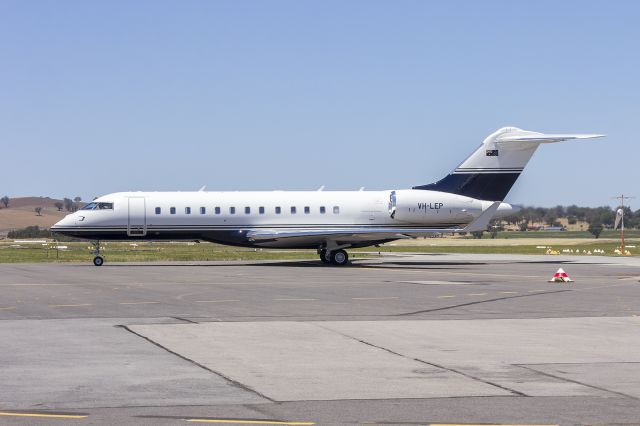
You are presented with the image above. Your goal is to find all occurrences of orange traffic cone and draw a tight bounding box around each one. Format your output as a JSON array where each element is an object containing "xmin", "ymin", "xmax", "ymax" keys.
[{"xmin": 549, "ymin": 268, "xmax": 574, "ymax": 283}]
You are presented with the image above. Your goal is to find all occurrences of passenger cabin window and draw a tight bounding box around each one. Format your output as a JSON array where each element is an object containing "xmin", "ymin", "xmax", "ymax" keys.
[
  {"xmin": 155, "ymin": 207, "xmax": 161, "ymax": 215},
  {"xmin": 304, "ymin": 206, "xmax": 310, "ymax": 214},
  {"xmin": 290, "ymin": 206, "xmax": 297, "ymax": 214},
  {"xmin": 259, "ymin": 206, "xmax": 265, "ymax": 214},
  {"xmin": 200, "ymin": 207, "xmax": 206, "ymax": 214},
  {"xmin": 333, "ymin": 206, "xmax": 340, "ymax": 214},
  {"xmin": 245, "ymin": 207, "xmax": 251, "ymax": 214},
  {"xmin": 229, "ymin": 207, "xmax": 236, "ymax": 214},
  {"xmin": 320, "ymin": 206, "xmax": 326, "ymax": 214},
  {"xmin": 170, "ymin": 207, "xmax": 176, "ymax": 214},
  {"xmin": 275, "ymin": 206, "xmax": 281, "ymax": 214},
  {"xmin": 185, "ymin": 207, "xmax": 191, "ymax": 214},
  {"xmin": 215, "ymin": 207, "xmax": 221, "ymax": 215}
]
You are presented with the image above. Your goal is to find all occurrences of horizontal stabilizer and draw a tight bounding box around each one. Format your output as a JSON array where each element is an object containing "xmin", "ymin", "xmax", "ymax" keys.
[
  {"xmin": 462, "ymin": 201, "xmax": 500, "ymax": 233},
  {"xmin": 497, "ymin": 133, "xmax": 605, "ymax": 144}
]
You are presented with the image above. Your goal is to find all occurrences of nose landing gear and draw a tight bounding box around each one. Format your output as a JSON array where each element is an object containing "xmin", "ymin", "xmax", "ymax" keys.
[{"xmin": 91, "ymin": 241, "xmax": 104, "ymax": 266}]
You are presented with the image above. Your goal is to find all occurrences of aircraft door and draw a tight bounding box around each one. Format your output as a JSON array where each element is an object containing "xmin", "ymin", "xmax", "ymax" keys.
[
  {"xmin": 127, "ymin": 197, "xmax": 147, "ymax": 236},
  {"xmin": 388, "ymin": 191, "xmax": 397, "ymax": 219}
]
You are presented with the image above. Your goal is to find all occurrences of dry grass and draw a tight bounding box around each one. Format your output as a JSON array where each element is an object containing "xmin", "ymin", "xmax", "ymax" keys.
[{"xmin": 0, "ymin": 206, "xmax": 66, "ymax": 233}]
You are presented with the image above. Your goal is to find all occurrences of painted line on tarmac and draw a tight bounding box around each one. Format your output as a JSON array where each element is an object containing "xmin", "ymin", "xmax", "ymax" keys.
[
  {"xmin": 437, "ymin": 295, "xmax": 456, "ymax": 299},
  {"xmin": 0, "ymin": 306, "xmax": 16, "ymax": 310},
  {"xmin": 0, "ymin": 283, "xmax": 72, "ymax": 286},
  {"xmin": 0, "ymin": 411, "xmax": 87, "ymax": 419},
  {"xmin": 467, "ymin": 293, "xmax": 487, "ymax": 296},
  {"xmin": 195, "ymin": 299, "xmax": 240, "ymax": 303},
  {"xmin": 186, "ymin": 419, "xmax": 314, "ymax": 425},
  {"xmin": 119, "ymin": 301, "xmax": 161, "ymax": 305},
  {"xmin": 431, "ymin": 424, "xmax": 557, "ymax": 426},
  {"xmin": 357, "ymin": 268, "xmax": 540, "ymax": 279},
  {"xmin": 499, "ymin": 291, "xmax": 519, "ymax": 294},
  {"xmin": 48, "ymin": 303, "xmax": 93, "ymax": 308},
  {"xmin": 273, "ymin": 298, "xmax": 318, "ymax": 301},
  {"xmin": 352, "ymin": 297, "xmax": 399, "ymax": 300}
]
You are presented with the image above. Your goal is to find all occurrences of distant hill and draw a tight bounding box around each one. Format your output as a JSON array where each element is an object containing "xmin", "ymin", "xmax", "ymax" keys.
[{"xmin": 0, "ymin": 197, "xmax": 73, "ymax": 235}]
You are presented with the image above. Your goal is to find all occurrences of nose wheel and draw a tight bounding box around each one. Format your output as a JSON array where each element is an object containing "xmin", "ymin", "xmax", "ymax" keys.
[{"xmin": 91, "ymin": 241, "xmax": 104, "ymax": 266}]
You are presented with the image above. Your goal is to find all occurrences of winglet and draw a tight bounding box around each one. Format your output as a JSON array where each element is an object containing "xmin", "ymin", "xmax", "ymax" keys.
[{"xmin": 462, "ymin": 201, "xmax": 501, "ymax": 233}]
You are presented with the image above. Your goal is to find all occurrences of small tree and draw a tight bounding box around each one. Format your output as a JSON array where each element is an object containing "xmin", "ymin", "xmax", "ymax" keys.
[
  {"xmin": 64, "ymin": 198, "xmax": 73, "ymax": 212},
  {"xmin": 471, "ymin": 231, "xmax": 484, "ymax": 239},
  {"xmin": 518, "ymin": 219, "xmax": 529, "ymax": 232},
  {"xmin": 74, "ymin": 196, "xmax": 82, "ymax": 211},
  {"xmin": 35, "ymin": 207, "xmax": 43, "ymax": 216},
  {"xmin": 54, "ymin": 201, "xmax": 64, "ymax": 211},
  {"xmin": 588, "ymin": 222, "xmax": 603, "ymax": 239},
  {"xmin": 1, "ymin": 196, "xmax": 9, "ymax": 208}
]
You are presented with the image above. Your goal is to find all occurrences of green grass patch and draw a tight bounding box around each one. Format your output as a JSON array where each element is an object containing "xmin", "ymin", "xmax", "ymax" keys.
[
  {"xmin": 0, "ymin": 241, "xmax": 318, "ymax": 263},
  {"xmin": 0, "ymin": 238, "xmax": 636, "ymax": 264},
  {"xmin": 486, "ymin": 230, "xmax": 640, "ymax": 239},
  {"xmin": 366, "ymin": 240, "xmax": 636, "ymax": 256}
]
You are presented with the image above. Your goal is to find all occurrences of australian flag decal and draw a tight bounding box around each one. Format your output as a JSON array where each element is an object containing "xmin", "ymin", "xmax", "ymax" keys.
[{"xmin": 486, "ymin": 149, "xmax": 499, "ymax": 156}]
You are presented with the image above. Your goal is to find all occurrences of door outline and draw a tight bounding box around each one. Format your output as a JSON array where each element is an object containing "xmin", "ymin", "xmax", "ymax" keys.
[{"xmin": 127, "ymin": 197, "xmax": 147, "ymax": 237}]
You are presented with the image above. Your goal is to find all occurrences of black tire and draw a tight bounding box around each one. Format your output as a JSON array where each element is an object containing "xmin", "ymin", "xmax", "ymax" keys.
[
  {"xmin": 330, "ymin": 249, "xmax": 349, "ymax": 266},
  {"xmin": 93, "ymin": 256, "xmax": 104, "ymax": 266},
  {"xmin": 319, "ymin": 249, "xmax": 331, "ymax": 264}
]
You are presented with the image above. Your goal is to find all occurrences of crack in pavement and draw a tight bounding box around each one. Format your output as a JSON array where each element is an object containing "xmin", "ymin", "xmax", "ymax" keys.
[
  {"xmin": 117, "ymin": 325, "xmax": 276, "ymax": 403},
  {"xmin": 313, "ymin": 323, "xmax": 527, "ymax": 397},
  {"xmin": 396, "ymin": 289, "xmax": 571, "ymax": 316},
  {"xmin": 515, "ymin": 364, "xmax": 640, "ymax": 400}
]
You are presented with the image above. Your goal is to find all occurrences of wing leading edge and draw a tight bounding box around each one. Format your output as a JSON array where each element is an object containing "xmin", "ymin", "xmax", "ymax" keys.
[{"xmin": 247, "ymin": 201, "xmax": 500, "ymax": 243}]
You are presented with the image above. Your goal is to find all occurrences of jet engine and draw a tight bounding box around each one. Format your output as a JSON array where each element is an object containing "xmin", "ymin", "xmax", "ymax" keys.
[{"xmin": 388, "ymin": 190, "xmax": 480, "ymax": 224}]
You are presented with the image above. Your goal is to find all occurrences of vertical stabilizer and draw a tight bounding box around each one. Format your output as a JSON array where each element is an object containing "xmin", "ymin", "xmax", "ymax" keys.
[{"xmin": 413, "ymin": 127, "xmax": 603, "ymax": 201}]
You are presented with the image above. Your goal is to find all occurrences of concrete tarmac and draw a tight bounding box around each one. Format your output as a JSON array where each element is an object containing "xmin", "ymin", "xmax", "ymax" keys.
[{"xmin": 1, "ymin": 253, "xmax": 640, "ymax": 425}]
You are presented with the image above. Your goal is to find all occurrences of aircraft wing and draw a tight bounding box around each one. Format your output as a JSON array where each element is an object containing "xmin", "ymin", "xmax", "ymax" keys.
[{"xmin": 247, "ymin": 202, "xmax": 500, "ymax": 243}]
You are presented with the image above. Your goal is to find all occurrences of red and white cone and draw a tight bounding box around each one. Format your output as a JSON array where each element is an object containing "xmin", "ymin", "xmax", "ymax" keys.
[{"xmin": 549, "ymin": 268, "xmax": 574, "ymax": 283}]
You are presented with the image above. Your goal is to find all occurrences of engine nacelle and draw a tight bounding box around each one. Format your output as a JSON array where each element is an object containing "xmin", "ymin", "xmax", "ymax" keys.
[{"xmin": 388, "ymin": 190, "xmax": 481, "ymax": 224}]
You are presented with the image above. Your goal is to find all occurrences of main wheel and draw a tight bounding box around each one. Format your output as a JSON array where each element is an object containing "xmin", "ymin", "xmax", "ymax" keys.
[
  {"xmin": 330, "ymin": 249, "xmax": 349, "ymax": 266},
  {"xmin": 93, "ymin": 256, "xmax": 104, "ymax": 266},
  {"xmin": 319, "ymin": 249, "xmax": 331, "ymax": 264}
]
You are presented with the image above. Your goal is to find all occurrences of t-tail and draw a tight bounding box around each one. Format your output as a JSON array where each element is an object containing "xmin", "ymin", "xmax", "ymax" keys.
[{"xmin": 413, "ymin": 126, "xmax": 604, "ymax": 201}]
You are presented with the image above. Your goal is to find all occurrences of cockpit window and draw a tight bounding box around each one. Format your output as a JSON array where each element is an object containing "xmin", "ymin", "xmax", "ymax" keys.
[{"xmin": 81, "ymin": 202, "xmax": 113, "ymax": 210}]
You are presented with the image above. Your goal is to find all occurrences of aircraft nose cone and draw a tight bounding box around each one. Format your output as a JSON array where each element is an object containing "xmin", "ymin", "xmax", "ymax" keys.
[{"xmin": 51, "ymin": 214, "xmax": 75, "ymax": 229}]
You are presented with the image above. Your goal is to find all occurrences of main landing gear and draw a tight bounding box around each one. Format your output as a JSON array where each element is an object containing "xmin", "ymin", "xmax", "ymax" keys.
[
  {"xmin": 91, "ymin": 241, "xmax": 104, "ymax": 266},
  {"xmin": 318, "ymin": 248, "xmax": 349, "ymax": 266}
]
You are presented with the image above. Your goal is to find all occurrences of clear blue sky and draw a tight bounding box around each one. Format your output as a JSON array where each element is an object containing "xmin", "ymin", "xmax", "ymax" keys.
[{"xmin": 1, "ymin": 0, "xmax": 638, "ymax": 207}]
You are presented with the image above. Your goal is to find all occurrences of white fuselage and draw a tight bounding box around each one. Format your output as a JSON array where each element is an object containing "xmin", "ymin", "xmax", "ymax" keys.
[
  {"xmin": 50, "ymin": 126, "xmax": 601, "ymax": 265},
  {"xmin": 52, "ymin": 189, "xmax": 512, "ymax": 249}
]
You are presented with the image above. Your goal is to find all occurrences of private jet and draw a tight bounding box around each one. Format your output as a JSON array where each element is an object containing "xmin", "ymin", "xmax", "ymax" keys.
[{"xmin": 51, "ymin": 127, "xmax": 603, "ymax": 266}]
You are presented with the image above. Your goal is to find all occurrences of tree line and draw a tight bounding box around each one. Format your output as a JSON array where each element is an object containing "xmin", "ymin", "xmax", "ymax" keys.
[
  {"xmin": 500, "ymin": 205, "xmax": 638, "ymax": 229},
  {"xmin": 0, "ymin": 196, "xmax": 84, "ymax": 212}
]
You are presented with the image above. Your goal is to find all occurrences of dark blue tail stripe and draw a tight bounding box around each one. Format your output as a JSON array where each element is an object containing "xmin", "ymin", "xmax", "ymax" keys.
[{"xmin": 412, "ymin": 172, "xmax": 521, "ymax": 201}]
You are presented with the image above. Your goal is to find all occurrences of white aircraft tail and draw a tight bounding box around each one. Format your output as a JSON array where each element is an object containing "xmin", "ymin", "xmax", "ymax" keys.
[{"xmin": 413, "ymin": 127, "xmax": 604, "ymax": 200}]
